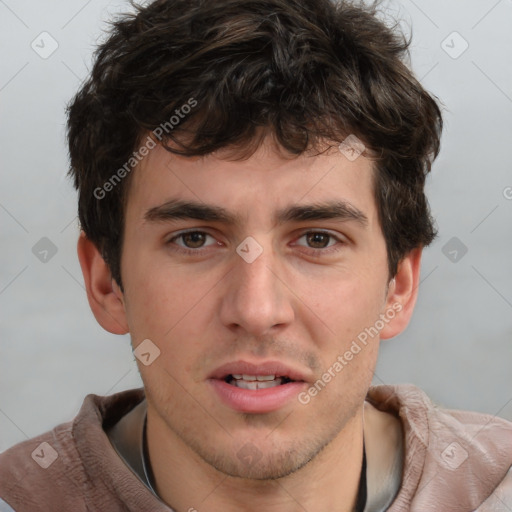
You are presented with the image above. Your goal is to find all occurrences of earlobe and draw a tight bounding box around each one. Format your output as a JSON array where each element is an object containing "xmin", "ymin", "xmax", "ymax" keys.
[
  {"xmin": 77, "ymin": 231, "xmax": 129, "ymax": 335},
  {"xmin": 380, "ymin": 248, "xmax": 423, "ymax": 340}
]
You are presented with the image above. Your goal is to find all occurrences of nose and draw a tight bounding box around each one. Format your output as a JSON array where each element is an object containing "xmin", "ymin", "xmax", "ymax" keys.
[{"xmin": 219, "ymin": 241, "xmax": 295, "ymax": 336}]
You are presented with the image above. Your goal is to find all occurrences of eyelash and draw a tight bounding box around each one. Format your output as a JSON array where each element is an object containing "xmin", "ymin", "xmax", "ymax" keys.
[{"xmin": 165, "ymin": 230, "xmax": 346, "ymax": 257}]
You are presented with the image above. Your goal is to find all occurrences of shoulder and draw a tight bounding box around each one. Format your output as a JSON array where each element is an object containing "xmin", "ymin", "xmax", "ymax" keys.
[
  {"xmin": 0, "ymin": 388, "xmax": 146, "ymax": 512},
  {"xmin": 0, "ymin": 420, "xmax": 85, "ymax": 512},
  {"xmin": 367, "ymin": 383, "xmax": 512, "ymax": 447},
  {"xmin": 368, "ymin": 384, "xmax": 512, "ymax": 511},
  {"xmin": 475, "ymin": 466, "xmax": 512, "ymax": 511}
]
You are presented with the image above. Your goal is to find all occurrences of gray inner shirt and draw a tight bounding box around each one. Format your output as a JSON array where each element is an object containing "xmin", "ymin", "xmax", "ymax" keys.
[{"xmin": 105, "ymin": 399, "xmax": 403, "ymax": 512}]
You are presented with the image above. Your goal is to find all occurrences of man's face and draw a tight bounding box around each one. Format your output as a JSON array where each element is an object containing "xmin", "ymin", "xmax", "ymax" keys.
[{"xmin": 118, "ymin": 137, "xmax": 395, "ymax": 479}]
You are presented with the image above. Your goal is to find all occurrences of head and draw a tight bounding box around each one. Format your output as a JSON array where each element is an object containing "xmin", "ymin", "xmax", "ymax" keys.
[{"xmin": 69, "ymin": 0, "xmax": 442, "ymax": 480}]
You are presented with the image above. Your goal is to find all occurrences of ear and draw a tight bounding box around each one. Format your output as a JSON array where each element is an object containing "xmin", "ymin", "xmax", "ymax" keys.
[
  {"xmin": 379, "ymin": 247, "xmax": 422, "ymax": 340},
  {"xmin": 77, "ymin": 231, "xmax": 129, "ymax": 335}
]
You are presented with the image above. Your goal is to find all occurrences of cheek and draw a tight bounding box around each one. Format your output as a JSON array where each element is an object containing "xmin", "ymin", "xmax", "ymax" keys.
[
  {"xmin": 297, "ymin": 269, "xmax": 385, "ymax": 397},
  {"xmin": 122, "ymin": 248, "xmax": 211, "ymax": 337},
  {"xmin": 306, "ymin": 271, "xmax": 386, "ymax": 340},
  {"xmin": 123, "ymin": 262, "xmax": 218, "ymax": 383}
]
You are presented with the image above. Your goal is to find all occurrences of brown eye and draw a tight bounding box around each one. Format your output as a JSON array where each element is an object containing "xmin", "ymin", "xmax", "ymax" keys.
[
  {"xmin": 306, "ymin": 232, "xmax": 331, "ymax": 249},
  {"xmin": 180, "ymin": 232, "xmax": 207, "ymax": 248},
  {"xmin": 293, "ymin": 230, "xmax": 345, "ymax": 256},
  {"xmin": 166, "ymin": 230, "xmax": 222, "ymax": 256}
]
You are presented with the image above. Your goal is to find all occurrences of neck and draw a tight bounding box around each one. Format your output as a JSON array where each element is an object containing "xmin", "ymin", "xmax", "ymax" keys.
[{"xmin": 146, "ymin": 407, "xmax": 365, "ymax": 512}]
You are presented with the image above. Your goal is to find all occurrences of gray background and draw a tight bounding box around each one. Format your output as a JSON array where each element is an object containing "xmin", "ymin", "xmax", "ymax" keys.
[{"xmin": 1, "ymin": 0, "xmax": 511, "ymax": 452}]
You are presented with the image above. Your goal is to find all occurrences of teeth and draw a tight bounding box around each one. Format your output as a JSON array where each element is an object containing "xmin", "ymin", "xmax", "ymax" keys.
[
  {"xmin": 233, "ymin": 378, "xmax": 283, "ymax": 390},
  {"xmin": 255, "ymin": 380, "xmax": 281, "ymax": 389},
  {"xmin": 256, "ymin": 375, "xmax": 276, "ymax": 381},
  {"xmin": 231, "ymin": 374, "xmax": 277, "ymax": 381}
]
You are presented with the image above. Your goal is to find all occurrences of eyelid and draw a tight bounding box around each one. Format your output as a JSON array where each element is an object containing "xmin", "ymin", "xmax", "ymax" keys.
[
  {"xmin": 166, "ymin": 229, "xmax": 219, "ymax": 247},
  {"xmin": 293, "ymin": 229, "xmax": 347, "ymax": 245},
  {"xmin": 294, "ymin": 228, "xmax": 349, "ymax": 250}
]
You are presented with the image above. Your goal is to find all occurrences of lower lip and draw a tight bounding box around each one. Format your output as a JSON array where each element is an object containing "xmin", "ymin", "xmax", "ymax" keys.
[{"xmin": 209, "ymin": 379, "xmax": 307, "ymax": 413}]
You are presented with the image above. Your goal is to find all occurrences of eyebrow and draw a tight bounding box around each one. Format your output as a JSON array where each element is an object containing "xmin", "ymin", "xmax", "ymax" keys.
[{"xmin": 143, "ymin": 198, "xmax": 368, "ymax": 228}]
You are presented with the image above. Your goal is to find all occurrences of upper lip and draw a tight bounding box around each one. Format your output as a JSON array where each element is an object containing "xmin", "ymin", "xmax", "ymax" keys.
[{"xmin": 208, "ymin": 360, "xmax": 309, "ymax": 382}]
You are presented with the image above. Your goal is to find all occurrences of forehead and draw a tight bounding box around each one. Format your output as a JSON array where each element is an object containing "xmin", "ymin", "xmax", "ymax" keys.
[{"xmin": 125, "ymin": 137, "xmax": 378, "ymax": 226}]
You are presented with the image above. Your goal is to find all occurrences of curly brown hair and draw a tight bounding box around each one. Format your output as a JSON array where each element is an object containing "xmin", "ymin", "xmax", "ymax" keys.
[{"xmin": 67, "ymin": 0, "xmax": 443, "ymax": 290}]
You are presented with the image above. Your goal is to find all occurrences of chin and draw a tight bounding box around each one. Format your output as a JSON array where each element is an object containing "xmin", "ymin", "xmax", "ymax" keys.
[
  {"xmin": 188, "ymin": 429, "xmax": 336, "ymax": 481},
  {"xmin": 205, "ymin": 447, "xmax": 317, "ymax": 481}
]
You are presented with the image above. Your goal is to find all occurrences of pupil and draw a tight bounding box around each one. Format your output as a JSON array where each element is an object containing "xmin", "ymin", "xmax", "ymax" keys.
[
  {"xmin": 184, "ymin": 232, "xmax": 205, "ymax": 248},
  {"xmin": 308, "ymin": 233, "xmax": 329, "ymax": 248}
]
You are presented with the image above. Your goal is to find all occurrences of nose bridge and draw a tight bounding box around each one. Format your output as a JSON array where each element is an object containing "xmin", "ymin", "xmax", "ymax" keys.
[
  {"xmin": 219, "ymin": 238, "xmax": 294, "ymax": 335},
  {"xmin": 237, "ymin": 245, "xmax": 275, "ymax": 297}
]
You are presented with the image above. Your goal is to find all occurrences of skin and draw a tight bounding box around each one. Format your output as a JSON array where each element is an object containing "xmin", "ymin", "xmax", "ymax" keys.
[{"xmin": 78, "ymin": 135, "xmax": 421, "ymax": 512}]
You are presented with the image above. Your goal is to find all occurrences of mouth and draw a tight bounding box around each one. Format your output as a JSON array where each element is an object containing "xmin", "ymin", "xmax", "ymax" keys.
[{"xmin": 208, "ymin": 360, "xmax": 308, "ymax": 413}]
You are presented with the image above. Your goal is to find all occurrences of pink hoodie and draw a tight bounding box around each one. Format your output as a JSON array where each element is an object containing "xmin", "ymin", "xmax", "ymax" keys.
[{"xmin": 0, "ymin": 385, "xmax": 511, "ymax": 511}]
